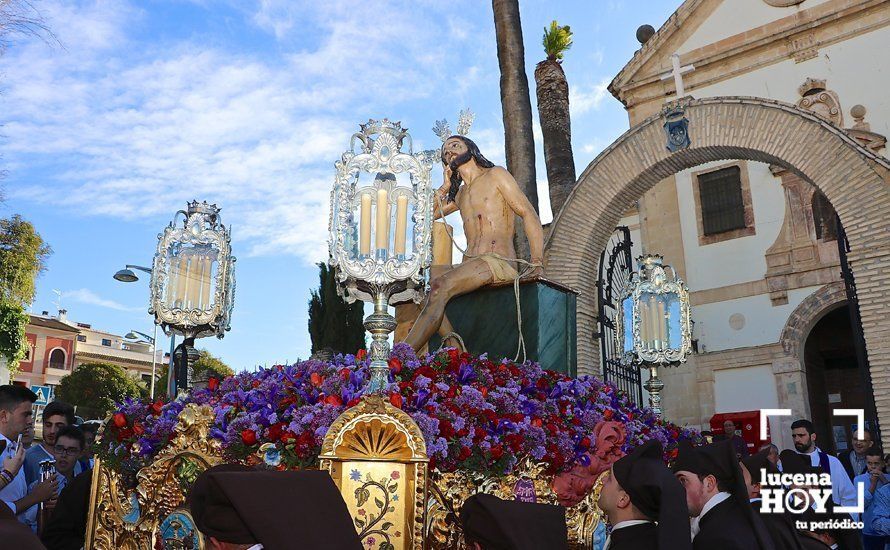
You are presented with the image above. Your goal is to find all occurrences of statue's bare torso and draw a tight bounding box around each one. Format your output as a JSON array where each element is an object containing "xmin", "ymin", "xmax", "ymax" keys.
[{"xmin": 455, "ymin": 166, "xmax": 517, "ymax": 261}]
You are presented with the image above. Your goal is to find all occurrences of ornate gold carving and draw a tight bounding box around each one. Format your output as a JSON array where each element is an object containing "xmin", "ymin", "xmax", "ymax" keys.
[
  {"xmin": 320, "ymin": 395, "xmax": 428, "ymax": 550},
  {"xmin": 425, "ymin": 463, "xmax": 606, "ymax": 549},
  {"xmin": 86, "ymin": 404, "xmax": 224, "ymax": 550}
]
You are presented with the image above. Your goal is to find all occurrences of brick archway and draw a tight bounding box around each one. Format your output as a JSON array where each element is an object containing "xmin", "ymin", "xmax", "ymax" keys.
[
  {"xmin": 545, "ymin": 96, "xmax": 890, "ymax": 440},
  {"xmin": 779, "ymin": 281, "xmax": 848, "ymax": 360}
]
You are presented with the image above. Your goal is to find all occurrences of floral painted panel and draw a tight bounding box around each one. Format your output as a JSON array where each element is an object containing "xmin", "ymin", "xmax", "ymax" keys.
[{"xmin": 343, "ymin": 461, "xmax": 407, "ymax": 550}]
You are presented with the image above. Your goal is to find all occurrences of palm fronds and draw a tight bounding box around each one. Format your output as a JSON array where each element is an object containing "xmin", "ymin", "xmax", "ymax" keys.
[{"xmin": 542, "ymin": 20, "xmax": 572, "ymax": 62}]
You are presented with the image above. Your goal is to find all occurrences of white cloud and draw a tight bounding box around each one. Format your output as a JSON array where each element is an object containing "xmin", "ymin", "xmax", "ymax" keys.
[
  {"xmin": 0, "ymin": 0, "xmax": 486, "ymax": 264},
  {"xmin": 62, "ymin": 289, "xmax": 142, "ymax": 312},
  {"xmin": 570, "ymin": 77, "xmax": 611, "ymax": 117}
]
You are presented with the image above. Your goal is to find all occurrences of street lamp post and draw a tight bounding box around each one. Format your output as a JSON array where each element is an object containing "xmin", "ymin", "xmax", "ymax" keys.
[
  {"xmin": 616, "ymin": 254, "xmax": 693, "ymax": 418},
  {"xmin": 114, "ymin": 265, "xmax": 170, "ymax": 401},
  {"xmin": 328, "ymin": 120, "xmax": 434, "ymax": 392},
  {"xmin": 125, "ymin": 329, "xmax": 159, "ymax": 400},
  {"xmin": 149, "ymin": 201, "xmax": 235, "ymax": 397}
]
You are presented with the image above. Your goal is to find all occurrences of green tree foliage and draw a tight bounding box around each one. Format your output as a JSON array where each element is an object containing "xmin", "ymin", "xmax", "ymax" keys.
[
  {"xmin": 56, "ymin": 362, "xmax": 142, "ymax": 420},
  {"xmin": 308, "ymin": 262, "xmax": 365, "ymax": 355},
  {"xmin": 0, "ymin": 215, "xmax": 52, "ymax": 304},
  {"xmin": 150, "ymin": 348, "xmax": 234, "ymax": 397},
  {"xmin": 0, "ymin": 299, "xmax": 28, "ymax": 375},
  {"xmin": 542, "ymin": 20, "xmax": 573, "ymax": 61}
]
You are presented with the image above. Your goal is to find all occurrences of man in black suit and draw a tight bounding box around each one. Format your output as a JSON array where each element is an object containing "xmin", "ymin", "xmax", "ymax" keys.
[
  {"xmin": 740, "ymin": 448, "xmax": 808, "ymax": 549},
  {"xmin": 672, "ymin": 439, "xmax": 775, "ymax": 550},
  {"xmin": 598, "ymin": 440, "xmax": 692, "ymax": 550},
  {"xmin": 840, "ymin": 429, "xmax": 873, "ymax": 481}
]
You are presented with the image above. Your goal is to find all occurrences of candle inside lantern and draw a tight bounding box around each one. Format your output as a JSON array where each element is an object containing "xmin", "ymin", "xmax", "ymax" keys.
[
  {"xmin": 639, "ymin": 299, "xmax": 651, "ymax": 349},
  {"xmin": 432, "ymin": 221, "xmax": 453, "ymax": 266},
  {"xmin": 200, "ymin": 258, "xmax": 212, "ymax": 309},
  {"xmin": 656, "ymin": 300, "xmax": 667, "ymax": 350},
  {"xmin": 173, "ymin": 255, "xmax": 188, "ymax": 309},
  {"xmin": 649, "ymin": 295, "xmax": 660, "ymax": 349},
  {"xmin": 375, "ymin": 188, "xmax": 390, "ymax": 251},
  {"xmin": 394, "ymin": 195, "xmax": 409, "ymax": 256},
  {"xmin": 360, "ymin": 193, "xmax": 372, "ymax": 256}
]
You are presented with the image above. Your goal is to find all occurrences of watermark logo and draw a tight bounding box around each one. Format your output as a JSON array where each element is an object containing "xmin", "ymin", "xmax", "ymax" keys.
[{"xmin": 758, "ymin": 408, "xmax": 866, "ymax": 531}]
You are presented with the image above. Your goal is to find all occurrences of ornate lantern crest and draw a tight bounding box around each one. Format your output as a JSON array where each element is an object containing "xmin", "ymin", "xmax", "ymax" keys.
[
  {"xmin": 328, "ymin": 119, "xmax": 434, "ymax": 391},
  {"xmin": 149, "ymin": 201, "xmax": 236, "ymax": 392},
  {"xmin": 616, "ymin": 254, "xmax": 692, "ymax": 416}
]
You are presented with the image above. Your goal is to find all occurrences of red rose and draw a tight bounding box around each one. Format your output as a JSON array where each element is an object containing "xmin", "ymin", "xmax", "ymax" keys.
[
  {"xmin": 241, "ymin": 429, "xmax": 257, "ymax": 446},
  {"xmin": 580, "ymin": 436, "xmax": 591, "ymax": 449},
  {"xmin": 447, "ymin": 348, "xmax": 460, "ymax": 365},
  {"xmin": 603, "ymin": 409, "xmax": 614, "ymax": 421},
  {"xmin": 207, "ymin": 377, "xmax": 219, "ymax": 391},
  {"xmin": 627, "ymin": 413, "xmax": 634, "ymax": 421},
  {"xmin": 117, "ymin": 427, "xmax": 134, "ymax": 441},
  {"xmin": 267, "ymin": 423, "xmax": 284, "ymax": 442},
  {"xmin": 310, "ymin": 373, "xmax": 324, "ymax": 387},
  {"xmin": 356, "ymin": 349, "xmax": 367, "ymax": 361},
  {"xmin": 531, "ymin": 418, "xmax": 543, "ymax": 428},
  {"xmin": 389, "ymin": 393, "xmax": 403, "ymax": 409},
  {"xmin": 490, "ymin": 444, "xmax": 504, "ymax": 460},
  {"xmin": 388, "ymin": 358, "xmax": 402, "ymax": 374},
  {"xmin": 150, "ymin": 401, "xmax": 164, "ymax": 416},
  {"xmin": 133, "ymin": 422, "xmax": 145, "ymax": 436},
  {"xmin": 251, "ymin": 380, "xmax": 260, "ymax": 388},
  {"xmin": 339, "ymin": 369, "xmax": 351, "ymax": 381},
  {"xmin": 324, "ymin": 394, "xmax": 343, "ymax": 407},
  {"xmin": 480, "ymin": 387, "xmax": 488, "ymax": 398},
  {"xmin": 347, "ymin": 397, "xmax": 361, "ymax": 407},
  {"xmin": 112, "ymin": 413, "xmax": 127, "ymax": 428},
  {"xmin": 439, "ymin": 419, "xmax": 455, "ymax": 439},
  {"xmin": 458, "ymin": 446, "xmax": 472, "ymax": 461},
  {"xmin": 280, "ymin": 431, "xmax": 296, "ymax": 445}
]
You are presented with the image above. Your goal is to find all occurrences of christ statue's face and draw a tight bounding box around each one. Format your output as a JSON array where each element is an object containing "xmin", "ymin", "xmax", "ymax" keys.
[{"xmin": 442, "ymin": 137, "xmax": 469, "ymax": 165}]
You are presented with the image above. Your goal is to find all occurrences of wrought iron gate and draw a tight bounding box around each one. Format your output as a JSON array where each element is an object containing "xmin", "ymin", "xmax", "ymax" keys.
[
  {"xmin": 836, "ymin": 216, "xmax": 880, "ymax": 442},
  {"xmin": 595, "ymin": 227, "xmax": 643, "ymax": 405}
]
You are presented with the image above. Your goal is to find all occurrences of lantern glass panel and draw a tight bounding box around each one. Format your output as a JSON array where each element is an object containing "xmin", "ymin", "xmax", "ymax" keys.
[
  {"xmin": 666, "ymin": 297, "xmax": 682, "ymax": 349},
  {"xmin": 621, "ymin": 296, "xmax": 634, "ymax": 353},
  {"xmin": 164, "ymin": 243, "xmax": 219, "ymax": 311},
  {"xmin": 351, "ymin": 171, "xmax": 417, "ymax": 263}
]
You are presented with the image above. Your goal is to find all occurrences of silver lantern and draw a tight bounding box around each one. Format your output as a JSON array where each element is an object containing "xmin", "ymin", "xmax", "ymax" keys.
[
  {"xmin": 149, "ymin": 201, "xmax": 236, "ymax": 394},
  {"xmin": 329, "ymin": 119, "xmax": 434, "ymax": 392},
  {"xmin": 616, "ymin": 254, "xmax": 692, "ymax": 417}
]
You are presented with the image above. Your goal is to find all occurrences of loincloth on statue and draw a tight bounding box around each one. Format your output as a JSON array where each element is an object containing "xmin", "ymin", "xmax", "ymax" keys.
[{"xmin": 477, "ymin": 254, "xmax": 519, "ymax": 283}]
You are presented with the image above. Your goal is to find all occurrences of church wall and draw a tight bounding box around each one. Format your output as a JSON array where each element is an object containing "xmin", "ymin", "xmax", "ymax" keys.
[{"xmin": 679, "ymin": 0, "xmax": 833, "ymax": 55}]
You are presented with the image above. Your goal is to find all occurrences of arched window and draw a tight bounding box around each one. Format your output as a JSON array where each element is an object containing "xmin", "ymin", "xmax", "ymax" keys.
[
  {"xmin": 812, "ymin": 191, "xmax": 838, "ymax": 241},
  {"xmin": 49, "ymin": 348, "xmax": 66, "ymax": 369}
]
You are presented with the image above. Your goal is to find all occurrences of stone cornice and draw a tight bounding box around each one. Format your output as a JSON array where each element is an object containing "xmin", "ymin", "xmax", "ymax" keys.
[{"xmin": 611, "ymin": 0, "xmax": 890, "ymax": 111}]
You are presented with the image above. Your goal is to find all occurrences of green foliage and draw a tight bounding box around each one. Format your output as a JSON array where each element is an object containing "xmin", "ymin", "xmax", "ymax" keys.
[
  {"xmin": 0, "ymin": 299, "xmax": 28, "ymax": 376},
  {"xmin": 542, "ymin": 20, "xmax": 573, "ymax": 61},
  {"xmin": 56, "ymin": 362, "xmax": 142, "ymax": 420},
  {"xmin": 149, "ymin": 348, "xmax": 233, "ymax": 397},
  {"xmin": 308, "ymin": 262, "xmax": 365, "ymax": 355},
  {"xmin": 193, "ymin": 348, "xmax": 234, "ymax": 378},
  {"xmin": 0, "ymin": 215, "xmax": 52, "ymax": 305}
]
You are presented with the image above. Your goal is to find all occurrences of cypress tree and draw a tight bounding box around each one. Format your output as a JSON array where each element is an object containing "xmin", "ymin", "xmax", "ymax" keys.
[{"xmin": 308, "ymin": 263, "xmax": 366, "ymax": 355}]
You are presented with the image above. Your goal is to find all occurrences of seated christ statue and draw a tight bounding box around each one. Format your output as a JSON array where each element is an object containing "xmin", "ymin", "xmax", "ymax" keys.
[{"xmin": 403, "ymin": 135, "xmax": 545, "ymax": 351}]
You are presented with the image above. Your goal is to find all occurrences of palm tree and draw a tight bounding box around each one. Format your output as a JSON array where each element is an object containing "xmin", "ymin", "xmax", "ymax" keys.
[
  {"xmin": 535, "ymin": 20, "xmax": 576, "ymax": 219},
  {"xmin": 492, "ymin": 0, "xmax": 538, "ymax": 259}
]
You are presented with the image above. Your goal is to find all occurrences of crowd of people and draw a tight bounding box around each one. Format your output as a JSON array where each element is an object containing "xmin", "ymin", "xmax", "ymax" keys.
[
  {"xmin": 6, "ymin": 379, "xmax": 890, "ymax": 550},
  {"xmin": 0, "ymin": 385, "xmax": 96, "ymax": 550}
]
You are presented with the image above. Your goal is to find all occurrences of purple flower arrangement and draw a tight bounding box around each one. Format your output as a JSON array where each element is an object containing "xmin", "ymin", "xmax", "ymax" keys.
[{"xmin": 97, "ymin": 344, "xmax": 701, "ymax": 478}]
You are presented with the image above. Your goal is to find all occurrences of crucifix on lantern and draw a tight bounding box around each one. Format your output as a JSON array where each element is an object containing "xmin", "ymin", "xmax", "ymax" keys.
[
  {"xmin": 149, "ymin": 201, "xmax": 236, "ymax": 396},
  {"xmin": 616, "ymin": 254, "xmax": 692, "ymax": 418}
]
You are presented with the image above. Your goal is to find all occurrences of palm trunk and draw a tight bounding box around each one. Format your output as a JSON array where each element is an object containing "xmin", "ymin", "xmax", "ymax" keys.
[
  {"xmin": 535, "ymin": 59, "xmax": 576, "ymax": 219},
  {"xmin": 492, "ymin": 0, "xmax": 538, "ymax": 260}
]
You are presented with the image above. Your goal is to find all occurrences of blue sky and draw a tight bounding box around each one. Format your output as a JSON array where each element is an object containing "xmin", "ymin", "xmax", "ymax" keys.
[{"xmin": 0, "ymin": 0, "xmax": 677, "ymax": 371}]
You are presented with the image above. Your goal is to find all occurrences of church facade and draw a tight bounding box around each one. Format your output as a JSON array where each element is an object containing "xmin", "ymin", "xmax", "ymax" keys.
[{"xmin": 547, "ymin": 0, "xmax": 890, "ymax": 452}]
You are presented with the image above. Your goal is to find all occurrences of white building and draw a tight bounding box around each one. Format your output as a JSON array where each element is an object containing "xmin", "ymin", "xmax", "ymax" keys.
[{"xmin": 595, "ymin": 0, "xmax": 888, "ymax": 451}]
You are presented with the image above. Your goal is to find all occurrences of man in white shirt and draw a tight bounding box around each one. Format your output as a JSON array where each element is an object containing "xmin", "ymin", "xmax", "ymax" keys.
[
  {"xmin": 599, "ymin": 439, "xmax": 692, "ymax": 550},
  {"xmin": 0, "ymin": 386, "xmax": 58, "ymax": 522},
  {"xmin": 791, "ymin": 419, "xmax": 858, "ymax": 508}
]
